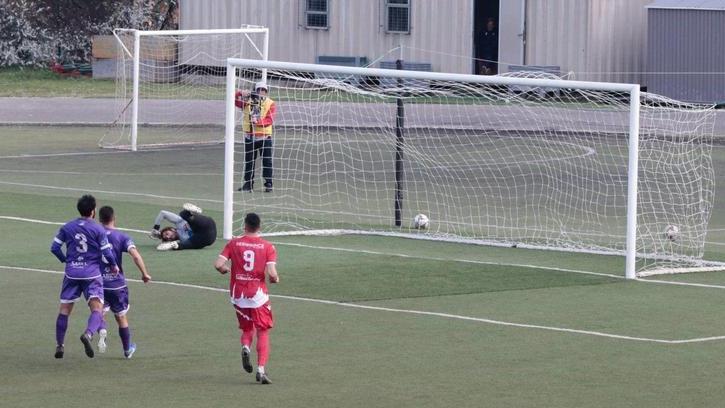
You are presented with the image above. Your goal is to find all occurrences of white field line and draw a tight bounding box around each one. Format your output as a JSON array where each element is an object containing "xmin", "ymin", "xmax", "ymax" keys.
[
  {"xmin": 0, "ymin": 215, "xmax": 620, "ymax": 279},
  {"xmin": 6, "ymin": 179, "xmax": 725, "ymax": 249},
  {"xmin": 7, "ymin": 215, "xmax": 725, "ymax": 288},
  {"xmin": 0, "ymin": 169, "xmax": 234, "ymax": 176},
  {"xmin": 2, "ymin": 264, "xmax": 724, "ymax": 345},
  {"xmin": 0, "ymin": 145, "xmax": 221, "ymax": 160},
  {"xmin": 0, "ymin": 181, "xmax": 223, "ymax": 204}
]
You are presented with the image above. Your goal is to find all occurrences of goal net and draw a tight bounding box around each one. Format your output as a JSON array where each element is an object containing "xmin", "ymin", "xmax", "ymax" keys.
[
  {"xmin": 223, "ymin": 59, "xmax": 721, "ymax": 278},
  {"xmin": 102, "ymin": 27, "xmax": 269, "ymax": 150}
]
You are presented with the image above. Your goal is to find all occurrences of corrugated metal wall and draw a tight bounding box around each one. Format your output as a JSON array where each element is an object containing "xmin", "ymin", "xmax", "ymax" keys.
[
  {"xmin": 525, "ymin": 0, "xmax": 650, "ymax": 84},
  {"xmin": 647, "ymin": 8, "xmax": 725, "ymax": 102},
  {"xmin": 180, "ymin": 0, "xmax": 474, "ymax": 74}
]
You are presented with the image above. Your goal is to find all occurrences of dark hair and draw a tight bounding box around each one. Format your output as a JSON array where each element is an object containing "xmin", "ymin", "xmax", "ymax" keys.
[
  {"xmin": 244, "ymin": 213, "xmax": 261, "ymax": 232},
  {"xmin": 160, "ymin": 227, "xmax": 178, "ymax": 242},
  {"xmin": 99, "ymin": 206, "xmax": 114, "ymax": 225},
  {"xmin": 76, "ymin": 195, "xmax": 96, "ymax": 217}
]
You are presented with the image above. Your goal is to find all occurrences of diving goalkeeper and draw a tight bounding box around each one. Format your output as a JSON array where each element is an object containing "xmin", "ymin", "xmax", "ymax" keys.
[{"xmin": 150, "ymin": 203, "xmax": 217, "ymax": 251}]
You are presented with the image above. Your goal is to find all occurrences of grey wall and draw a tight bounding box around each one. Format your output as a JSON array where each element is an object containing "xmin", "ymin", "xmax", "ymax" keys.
[
  {"xmin": 525, "ymin": 0, "xmax": 651, "ymax": 84},
  {"xmin": 180, "ymin": 0, "xmax": 475, "ymax": 74},
  {"xmin": 647, "ymin": 8, "xmax": 725, "ymax": 102}
]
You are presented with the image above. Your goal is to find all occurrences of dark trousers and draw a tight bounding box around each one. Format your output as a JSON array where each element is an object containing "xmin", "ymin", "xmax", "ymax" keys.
[
  {"xmin": 243, "ymin": 135, "xmax": 273, "ymax": 186},
  {"xmin": 178, "ymin": 210, "xmax": 217, "ymax": 250}
]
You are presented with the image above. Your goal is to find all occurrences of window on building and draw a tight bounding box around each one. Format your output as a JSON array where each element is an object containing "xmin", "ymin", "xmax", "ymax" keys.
[
  {"xmin": 306, "ymin": 0, "xmax": 329, "ymax": 29},
  {"xmin": 386, "ymin": 0, "xmax": 410, "ymax": 33}
]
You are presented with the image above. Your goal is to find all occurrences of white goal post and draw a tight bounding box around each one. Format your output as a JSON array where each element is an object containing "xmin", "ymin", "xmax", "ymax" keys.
[
  {"xmin": 105, "ymin": 26, "xmax": 269, "ymax": 151},
  {"xmin": 223, "ymin": 58, "xmax": 720, "ymax": 279}
]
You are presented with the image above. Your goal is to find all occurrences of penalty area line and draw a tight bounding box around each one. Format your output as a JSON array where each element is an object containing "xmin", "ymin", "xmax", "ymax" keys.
[{"xmin": 1, "ymin": 265, "xmax": 725, "ymax": 345}]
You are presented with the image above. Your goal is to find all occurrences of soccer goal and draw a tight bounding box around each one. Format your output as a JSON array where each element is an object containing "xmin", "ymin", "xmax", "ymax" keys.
[
  {"xmin": 223, "ymin": 58, "xmax": 722, "ymax": 278},
  {"xmin": 101, "ymin": 26, "xmax": 269, "ymax": 151}
]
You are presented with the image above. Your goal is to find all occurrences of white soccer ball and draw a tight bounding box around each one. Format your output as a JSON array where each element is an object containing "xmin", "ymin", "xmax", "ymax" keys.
[
  {"xmin": 665, "ymin": 224, "xmax": 679, "ymax": 242},
  {"xmin": 413, "ymin": 213, "xmax": 429, "ymax": 229}
]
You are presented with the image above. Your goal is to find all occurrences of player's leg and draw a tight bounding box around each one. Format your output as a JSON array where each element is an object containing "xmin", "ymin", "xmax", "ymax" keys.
[
  {"xmin": 261, "ymin": 137, "xmax": 273, "ymax": 192},
  {"xmin": 107, "ymin": 288, "xmax": 135, "ymax": 357},
  {"xmin": 79, "ymin": 278, "xmax": 105, "ymax": 358},
  {"xmin": 235, "ymin": 307, "xmax": 255, "ymax": 374},
  {"xmin": 115, "ymin": 289, "xmax": 135, "ymax": 358},
  {"xmin": 241, "ymin": 136, "xmax": 255, "ymax": 191},
  {"xmin": 250, "ymin": 139, "xmax": 264, "ymax": 189},
  {"xmin": 55, "ymin": 302, "xmax": 74, "ymax": 358},
  {"xmin": 253, "ymin": 302, "xmax": 274, "ymax": 384},
  {"xmin": 97, "ymin": 302, "xmax": 109, "ymax": 354},
  {"xmin": 55, "ymin": 277, "xmax": 81, "ymax": 358},
  {"xmin": 255, "ymin": 328, "xmax": 271, "ymax": 384}
]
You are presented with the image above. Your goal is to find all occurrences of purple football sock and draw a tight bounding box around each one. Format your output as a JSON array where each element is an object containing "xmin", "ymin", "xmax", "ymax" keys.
[
  {"xmin": 98, "ymin": 319, "xmax": 107, "ymax": 333},
  {"xmin": 119, "ymin": 327, "xmax": 131, "ymax": 351},
  {"xmin": 85, "ymin": 311, "xmax": 103, "ymax": 336},
  {"xmin": 56, "ymin": 314, "xmax": 69, "ymax": 346}
]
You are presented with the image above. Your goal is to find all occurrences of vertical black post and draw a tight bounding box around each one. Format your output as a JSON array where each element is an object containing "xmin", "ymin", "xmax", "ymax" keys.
[{"xmin": 394, "ymin": 59, "xmax": 405, "ymax": 227}]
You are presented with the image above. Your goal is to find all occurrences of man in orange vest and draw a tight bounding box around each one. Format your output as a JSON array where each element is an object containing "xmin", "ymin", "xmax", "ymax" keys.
[{"xmin": 235, "ymin": 82, "xmax": 277, "ymax": 193}]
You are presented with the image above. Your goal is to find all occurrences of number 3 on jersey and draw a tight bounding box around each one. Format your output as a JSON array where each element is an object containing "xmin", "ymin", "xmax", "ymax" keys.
[
  {"xmin": 243, "ymin": 250, "xmax": 255, "ymax": 271},
  {"xmin": 74, "ymin": 233, "xmax": 88, "ymax": 253}
]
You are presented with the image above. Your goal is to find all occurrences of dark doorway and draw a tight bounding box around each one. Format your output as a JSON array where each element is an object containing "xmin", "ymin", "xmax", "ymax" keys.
[{"xmin": 474, "ymin": 0, "xmax": 500, "ymax": 75}]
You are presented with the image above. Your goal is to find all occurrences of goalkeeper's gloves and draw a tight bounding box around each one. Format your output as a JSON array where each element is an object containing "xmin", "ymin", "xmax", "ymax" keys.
[{"xmin": 149, "ymin": 227, "xmax": 161, "ymax": 240}]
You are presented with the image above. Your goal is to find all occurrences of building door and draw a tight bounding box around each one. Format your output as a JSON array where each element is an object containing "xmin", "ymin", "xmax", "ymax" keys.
[
  {"xmin": 473, "ymin": 0, "xmax": 499, "ymax": 74},
  {"xmin": 473, "ymin": 0, "xmax": 525, "ymax": 74}
]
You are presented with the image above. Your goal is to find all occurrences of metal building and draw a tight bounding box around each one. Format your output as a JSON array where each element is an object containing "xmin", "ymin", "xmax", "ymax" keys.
[
  {"xmin": 180, "ymin": 0, "xmax": 651, "ymax": 83},
  {"xmin": 647, "ymin": 0, "xmax": 725, "ymax": 102}
]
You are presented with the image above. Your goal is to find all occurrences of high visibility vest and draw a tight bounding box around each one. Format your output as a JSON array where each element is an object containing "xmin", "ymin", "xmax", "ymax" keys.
[{"xmin": 242, "ymin": 97, "xmax": 274, "ymax": 136}]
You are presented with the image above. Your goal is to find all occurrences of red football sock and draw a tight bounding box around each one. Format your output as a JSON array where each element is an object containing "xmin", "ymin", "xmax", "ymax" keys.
[
  {"xmin": 241, "ymin": 329, "xmax": 254, "ymax": 348},
  {"xmin": 256, "ymin": 328, "xmax": 270, "ymax": 366}
]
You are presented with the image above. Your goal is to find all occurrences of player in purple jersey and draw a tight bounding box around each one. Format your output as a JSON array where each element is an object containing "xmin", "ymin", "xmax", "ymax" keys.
[
  {"xmin": 50, "ymin": 195, "xmax": 119, "ymax": 359},
  {"xmin": 95, "ymin": 206, "xmax": 151, "ymax": 359}
]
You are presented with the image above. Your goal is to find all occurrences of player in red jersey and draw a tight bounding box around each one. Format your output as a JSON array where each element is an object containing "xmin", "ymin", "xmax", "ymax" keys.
[{"xmin": 214, "ymin": 213, "xmax": 279, "ymax": 384}]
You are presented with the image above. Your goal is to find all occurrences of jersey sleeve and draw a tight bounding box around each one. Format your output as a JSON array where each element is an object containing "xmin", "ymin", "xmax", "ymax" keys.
[
  {"xmin": 50, "ymin": 227, "xmax": 67, "ymax": 263},
  {"xmin": 123, "ymin": 233, "xmax": 136, "ymax": 252},
  {"xmin": 266, "ymin": 244, "xmax": 277, "ymax": 264},
  {"xmin": 219, "ymin": 240, "xmax": 233, "ymax": 260}
]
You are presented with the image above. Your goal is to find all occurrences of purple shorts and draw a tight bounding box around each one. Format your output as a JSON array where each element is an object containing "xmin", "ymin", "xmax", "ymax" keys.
[
  {"xmin": 103, "ymin": 287, "xmax": 130, "ymax": 316},
  {"xmin": 60, "ymin": 276, "xmax": 104, "ymax": 304}
]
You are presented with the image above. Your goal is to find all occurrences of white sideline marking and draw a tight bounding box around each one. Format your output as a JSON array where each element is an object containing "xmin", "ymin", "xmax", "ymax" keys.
[{"xmin": 2, "ymin": 264, "xmax": 724, "ymax": 345}]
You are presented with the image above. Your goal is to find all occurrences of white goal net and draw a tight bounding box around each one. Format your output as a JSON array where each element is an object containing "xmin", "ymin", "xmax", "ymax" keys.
[
  {"xmin": 223, "ymin": 59, "xmax": 720, "ymax": 278},
  {"xmin": 102, "ymin": 27, "xmax": 269, "ymax": 150}
]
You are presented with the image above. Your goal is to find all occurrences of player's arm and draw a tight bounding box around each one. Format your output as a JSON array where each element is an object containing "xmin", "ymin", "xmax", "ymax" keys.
[
  {"xmin": 50, "ymin": 229, "xmax": 66, "ymax": 263},
  {"xmin": 214, "ymin": 255, "xmax": 231, "ymax": 275},
  {"xmin": 153, "ymin": 210, "xmax": 183, "ymax": 230},
  {"xmin": 98, "ymin": 231, "xmax": 119, "ymax": 272},
  {"xmin": 235, "ymin": 90, "xmax": 249, "ymax": 109},
  {"xmin": 266, "ymin": 263, "xmax": 279, "ymax": 283},
  {"xmin": 128, "ymin": 247, "xmax": 151, "ymax": 283}
]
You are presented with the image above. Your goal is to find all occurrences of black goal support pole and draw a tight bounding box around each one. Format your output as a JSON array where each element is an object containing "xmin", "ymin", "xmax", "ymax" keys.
[{"xmin": 394, "ymin": 59, "xmax": 405, "ymax": 227}]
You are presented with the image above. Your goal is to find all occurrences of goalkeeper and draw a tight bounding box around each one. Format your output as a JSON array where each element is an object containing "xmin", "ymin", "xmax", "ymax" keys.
[
  {"xmin": 150, "ymin": 203, "xmax": 217, "ymax": 251},
  {"xmin": 235, "ymin": 82, "xmax": 277, "ymax": 193}
]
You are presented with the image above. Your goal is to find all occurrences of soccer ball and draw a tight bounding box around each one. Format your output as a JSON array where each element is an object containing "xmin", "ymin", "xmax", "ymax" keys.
[
  {"xmin": 665, "ymin": 224, "xmax": 679, "ymax": 242},
  {"xmin": 413, "ymin": 213, "xmax": 429, "ymax": 229}
]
